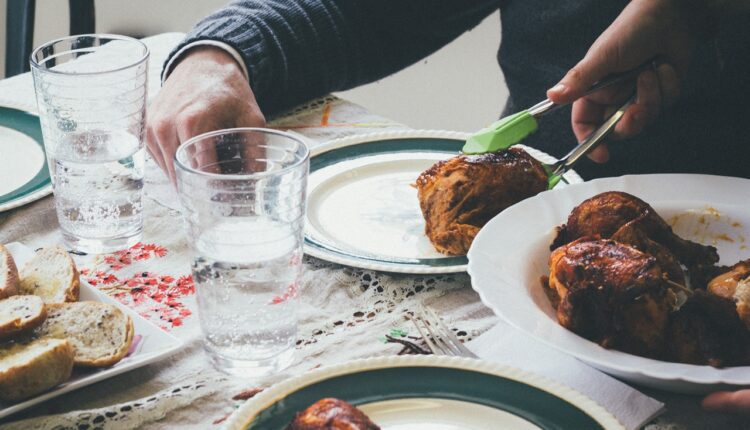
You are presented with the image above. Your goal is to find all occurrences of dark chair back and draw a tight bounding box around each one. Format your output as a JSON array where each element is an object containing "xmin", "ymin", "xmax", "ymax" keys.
[{"xmin": 5, "ymin": 0, "xmax": 95, "ymax": 77}]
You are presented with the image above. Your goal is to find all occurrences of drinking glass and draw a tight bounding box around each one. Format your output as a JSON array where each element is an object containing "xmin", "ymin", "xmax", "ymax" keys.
[
  {"xmin": 175, "ymin": 128, "xmax": 309, "ymax": 376},
  {"xmin": 30, "ymin": 34, "xmax": 148, "ymax": 253}
]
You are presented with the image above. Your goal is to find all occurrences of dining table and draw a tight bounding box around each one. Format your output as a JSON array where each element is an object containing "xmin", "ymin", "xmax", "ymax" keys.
[{"xmin": 0, "ymin": 32, "xmax": 746, "ymax": 430}]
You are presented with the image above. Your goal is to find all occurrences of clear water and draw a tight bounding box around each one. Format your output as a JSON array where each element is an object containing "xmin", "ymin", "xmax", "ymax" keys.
[
  {"xmin": 192, "ymin": 218, "xmax": 301, "ymax": 364},
  {"xmin": 50, "ymin": 130, "xmax": 144, "ymax": 241}
]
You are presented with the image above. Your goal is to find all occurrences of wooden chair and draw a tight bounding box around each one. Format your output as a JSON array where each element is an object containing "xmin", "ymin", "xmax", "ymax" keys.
[{"xmin": 5, "ymin": 0, "xmax": 95, "ymax": 77}]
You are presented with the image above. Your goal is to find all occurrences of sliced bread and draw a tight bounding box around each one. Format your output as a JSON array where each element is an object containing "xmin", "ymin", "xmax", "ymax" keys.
[
  {"xmin": 0, "ymin": 337, "xmax": 74, "ymax": 402},
  {"xmin": 0, "ymin": 244, "xmax": 19, "ymax": 300},
  {"xmin": 0, "ymin": 295, "xmax": 47, "ymax": 341},
  {"xmin": 20, "ymin": 247, "xmax": 79, "ymax": 304},
  {"xmin": 37, "ymin": 301, "xmax": 134, "ymax": 367}
]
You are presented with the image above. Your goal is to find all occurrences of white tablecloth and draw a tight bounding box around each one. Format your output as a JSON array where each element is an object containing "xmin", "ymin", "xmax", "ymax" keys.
[{"xmin": 0, "ymin": 32, "xmax": 746, "ymax": 430}]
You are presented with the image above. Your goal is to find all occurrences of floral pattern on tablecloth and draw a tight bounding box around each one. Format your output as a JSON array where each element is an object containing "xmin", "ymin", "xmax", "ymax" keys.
[{"xmin": 81, "ymin": 242, "xmax": 195, "ymax": 330}]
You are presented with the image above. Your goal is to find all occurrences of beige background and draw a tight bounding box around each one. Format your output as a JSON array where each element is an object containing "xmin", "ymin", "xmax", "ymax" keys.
[{"xmin": 0, "ymin": 0, "xmax": 508, "ymax": 131}]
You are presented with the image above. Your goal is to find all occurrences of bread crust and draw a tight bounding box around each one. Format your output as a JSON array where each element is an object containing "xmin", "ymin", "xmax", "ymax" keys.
[
  {"xmin": 0, "ymin": 244, "xmax": 20, "ymax": 300},
  {"xmin": 20, "ymin": 246, "xmax": 80, "ymax": 303},
  {"xmin": 0, "ymin": 296, "xmax": 47, "ymax": 341},
  {"xmin": 65, "ymin": 269, "xmax": 80, "ymax": 303},
  {"xmin": 0, "ymin": 338, "xmax": 75, "ymax": 402},
  {"xmin": 82, "ymin": 315, "xmax": 134, "ymax": 367},
  {"xmin": 39, "ymin": 302, "xmax": 135, "ymax": 367}
]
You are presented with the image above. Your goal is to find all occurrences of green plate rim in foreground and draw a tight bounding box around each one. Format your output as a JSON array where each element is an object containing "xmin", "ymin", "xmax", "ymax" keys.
[{"xmin": 244, "ymin": 363, "xmax": 607, "ymax": 430}]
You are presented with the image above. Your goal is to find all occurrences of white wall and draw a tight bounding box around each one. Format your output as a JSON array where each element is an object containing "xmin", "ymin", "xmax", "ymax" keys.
[
  {"xmin": 337, "ymin": 12, "xmax": 507, "ymax": 132},
  {"xmin": 0, "ymin": 1, "xmax": 507, "ymax": 132}
]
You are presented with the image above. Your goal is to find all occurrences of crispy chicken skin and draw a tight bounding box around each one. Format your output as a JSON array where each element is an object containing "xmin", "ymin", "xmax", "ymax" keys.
[
  {"xmin": 286, "ymin": 398, "xmax": 380, "ymax": 430},
  {"xmin": 547, "ymin": 192, "xmax": 750, "ymax": 366},
  {"xmin": 551, "ymin": 191, "xmax": 719, "ymax": 273},
  {"xmin": 610, "ymin": 218, "xmax": 686, "ymax": 285},
  {"xmin": 416, "ymin": 147, "xmax": 548, "ymax": 255},
  {"xmin": 667, "ymin": 290, "xmax": 750, "ymax": 366},
  {"xmin": 708, "ymin": 259, "xmax": 750, "ymax": 329},
  {"xmin": 548, "ymin": 238, "xmax": 673, "ymax": 357}
]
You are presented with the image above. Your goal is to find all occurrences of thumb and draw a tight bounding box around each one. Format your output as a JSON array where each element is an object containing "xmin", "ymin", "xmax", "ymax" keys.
[{"xmin": 547, "ymin": 55, "xmax": 609, "ymax": 105}]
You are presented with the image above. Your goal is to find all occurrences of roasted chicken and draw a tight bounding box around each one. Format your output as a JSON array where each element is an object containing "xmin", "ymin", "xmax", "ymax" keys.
[
  {"xmin": 708, "ymin": 259, "xmax": 750, "ymax": 329},
  {"xmin": 547, "ymin": 191, "xmax": 750, "ymax": 367},
  {"xmin": 548, "ymin": 238, "xmax": 674, "ymax": 357},
  {"xmin": 286, "ymin": 398, "xmax": 380, "ymax": 430},
  {"xmin": 667, "ymin": 290, "xmax": 750, "ymax": 366},
  {"xmin": 610, "ymin": 218, "xmax": 686, "ymax": 285},
  {"xmin": 552, "ymin": 192, "xmax": 719, "ymax": 266},
  {"xmin": 551, "ymin": 191, "xmax": 720, "ymax": 286},
  {"xmin": 416, "ymin": 147, "xmax": 548, "ymax": 255}
]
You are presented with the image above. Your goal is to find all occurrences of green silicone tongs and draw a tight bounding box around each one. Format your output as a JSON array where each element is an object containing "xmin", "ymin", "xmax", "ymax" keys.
[{"xmin": 462, "ymin": 58, "xmax": 657, "ymax": 155}]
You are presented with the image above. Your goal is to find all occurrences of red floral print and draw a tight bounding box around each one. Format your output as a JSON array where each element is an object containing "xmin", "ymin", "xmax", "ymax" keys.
[{"xmin": 81, "ymin": 242, "xmax": 194, "ymax": 331}]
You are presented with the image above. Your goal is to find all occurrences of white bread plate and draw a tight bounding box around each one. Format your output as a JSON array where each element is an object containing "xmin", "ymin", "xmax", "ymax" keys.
[{"xmin": 0, "ymin": 242, "xmax": 183, "ymax": 420}]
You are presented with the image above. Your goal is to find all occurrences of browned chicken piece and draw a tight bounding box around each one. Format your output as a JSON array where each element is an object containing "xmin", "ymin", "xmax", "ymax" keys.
[
  {"xmin": 416, "ymin": 147, "xmax": 548, "ymax": 255},
  {"xmin": 548, "ymin": 238, "xmax": 674, "ymax": 358},
  {"xmin": 667, "ymin": 290, "xmax": 750, "ymax": 367},
  {"xmin": 611, "ymin": 219, "xmax": 685, "ymax": 285},
  {"xmin": 551, "ymin": 191, "xmax": 719, "ymax": 282},
  {"xmin": 286, "ymin": 398, "xmax": 380, "ymax": 430},
  {"xmin": 708, "ymin": 259, "xmax": 750, "ymax": 329}
]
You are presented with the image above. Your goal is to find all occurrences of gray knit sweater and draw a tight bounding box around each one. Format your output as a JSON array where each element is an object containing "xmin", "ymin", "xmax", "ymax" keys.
[{"xmin": 168, "ymin": 0, "xmax": 750, "ymax": 179}]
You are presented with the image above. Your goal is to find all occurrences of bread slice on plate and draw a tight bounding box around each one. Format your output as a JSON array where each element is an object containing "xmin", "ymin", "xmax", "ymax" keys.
[
  {"xmin": 37, "ymin": 301, "xmax": 134, "ymax": 367},
  {"xmin": 19, "ymin": 246, "xmax": 79, "ymax": 304},
  {"xmin": 0, "ymin": 244, "xmax": 20, "ymax": 300},
  {"xmin": 0, "ymin": 337, "xmax": 75, "ymax": 402},
  {"xmin": 0, "ymin": 295, "xmax": 47, "ymax": 341}
]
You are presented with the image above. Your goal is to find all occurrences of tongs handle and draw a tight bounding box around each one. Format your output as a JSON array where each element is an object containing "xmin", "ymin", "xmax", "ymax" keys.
[
  {"xmin": 550, "ymin": 94, "xmax": 636, "ymax": 182},
  {"xmin": 528, "ymin": 57, "xmax": 657, "ymax": 117}
]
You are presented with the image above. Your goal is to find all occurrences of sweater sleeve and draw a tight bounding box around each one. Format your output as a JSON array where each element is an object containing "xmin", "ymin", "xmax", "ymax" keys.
[{"xmin": 164, "ymin": 0, "xmax": 500, "ymax": 115}]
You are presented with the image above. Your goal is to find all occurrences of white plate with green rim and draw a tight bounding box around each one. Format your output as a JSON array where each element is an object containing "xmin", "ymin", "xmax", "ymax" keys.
[
  {"xmin": 223, "ymin": 355, "xmax": 623, "ymax": 430},
  {"xmin": 304, "ymin": 130, "xmax": 583, "ymax": 274},
  {"xmin": 0, "ymin": 107, "xmax": 52, "ymax": 212}
]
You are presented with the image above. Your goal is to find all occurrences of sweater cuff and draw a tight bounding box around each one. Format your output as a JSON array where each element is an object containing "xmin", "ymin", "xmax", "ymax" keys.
[{"xmin": 161, "ymin": 40, "xmax": 250, "ymax": 84}]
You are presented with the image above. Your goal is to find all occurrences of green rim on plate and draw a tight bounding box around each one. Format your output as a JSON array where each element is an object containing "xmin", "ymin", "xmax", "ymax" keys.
[
  {"xmin": 0, "ymin": 107, "xmax": 50, "ymax": 205},
  {"xmin": 306, "ymin": 137, "xmax": 469, "ymax": 269},
  {"xmin": 245, "ymin": 365, "xmax": 605, "ymax": 430}
]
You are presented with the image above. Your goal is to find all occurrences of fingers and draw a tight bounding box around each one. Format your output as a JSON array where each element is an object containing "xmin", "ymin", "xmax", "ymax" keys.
[
  {"xmin": 703, "ymin": 390, "xmax": 750, "ymax": 415},
  {"xmin": 570, "ymin": 99, "xmax": 613, "ymax": 163},
  {"xmin": 152, "ymin": 118, "xmax": 179, "ymax": 184},
  {"xmin": 588, "ymin": 145, "xmax": 610, "ymax": 164},
  {"xmin": 568, "ymin": 64, "xmax": 675, "ymax": 163},
  {"xmin": 145, "ymin": 126, "xmax": 166, "ymax": 173},
  {"xmin": 548, "ymin": 56, "xmax": 609, "ymax": 105},
  {"xmin": 655, "ymin": 62, "xmax": 680, "ymax": 107}
]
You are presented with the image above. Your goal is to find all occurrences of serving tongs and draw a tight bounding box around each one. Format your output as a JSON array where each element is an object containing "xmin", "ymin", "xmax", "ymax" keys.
[
  {"xmin": 547, "ymin": 94, "xmax": 636, "ymax": 188},
  {"xmin": 463, "ymin": 58, "xmax": 657, "ymax": 155}
]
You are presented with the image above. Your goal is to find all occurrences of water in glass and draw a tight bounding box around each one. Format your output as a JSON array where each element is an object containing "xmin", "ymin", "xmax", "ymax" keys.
[
  {"xmin": 191, "ymin": 217, "xmax": 301, "ymax": 375},
  {"xmin": 50, "ymin": 130, "xmax": 144, "ymax": 251}
]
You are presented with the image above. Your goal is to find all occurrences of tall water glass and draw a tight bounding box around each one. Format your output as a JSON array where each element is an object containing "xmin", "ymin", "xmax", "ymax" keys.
[
  {"xmin": 175, "ymin": 128, "xmax": 309, "ymax": 376},
  {"xmin": 31, "ymin": 35, "xmax": 148, "ymax": 253}
]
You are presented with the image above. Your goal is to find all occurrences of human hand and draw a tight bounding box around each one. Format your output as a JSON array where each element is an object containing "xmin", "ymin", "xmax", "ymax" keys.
[
  {"xmin": 703, "ymin": 389, "xmax": 750, "ymax": 416},
  {"xmin": 146, "ymin": 46, "xmax": 265, "ymax": 181},
  {"xmin": 546, "ymin": 0, "xmax": 695, "ymax": 163}
]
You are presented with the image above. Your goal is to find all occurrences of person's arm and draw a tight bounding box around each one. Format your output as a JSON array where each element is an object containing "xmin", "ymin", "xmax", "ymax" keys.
[
  {"xmin": 166, "ymin": 0, "xmax": 498, "ymax": 115},
  {"xmin": 148, "ymin": 0, "xmax": 498, "ymax": 179},
  {"xmin": 545, "ymin": 0, "xmax": 749, "ymax": 163}
]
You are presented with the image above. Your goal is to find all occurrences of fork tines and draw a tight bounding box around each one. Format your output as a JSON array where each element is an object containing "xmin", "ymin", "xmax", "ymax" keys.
[{"xmin": 409, "ymin": 306, "xmax": 478, "ymax": 358}]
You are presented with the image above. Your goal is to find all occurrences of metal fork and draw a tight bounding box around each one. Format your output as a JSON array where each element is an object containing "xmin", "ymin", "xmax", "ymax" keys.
[{"xmin": 408, "ymin": 306, "xmax": 478, "ymax": 358}]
